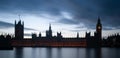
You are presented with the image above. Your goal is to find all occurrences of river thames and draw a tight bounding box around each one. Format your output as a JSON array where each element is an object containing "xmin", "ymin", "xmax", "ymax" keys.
[{"xmin": 0, "ymin": 47, "xmax": 120, "ymax": 58}]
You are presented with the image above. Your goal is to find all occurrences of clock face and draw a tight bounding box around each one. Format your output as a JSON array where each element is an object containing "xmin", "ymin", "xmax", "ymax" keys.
[{"xmin": 98, "ymin": 26, "xmax": 101, "ymax": 29}]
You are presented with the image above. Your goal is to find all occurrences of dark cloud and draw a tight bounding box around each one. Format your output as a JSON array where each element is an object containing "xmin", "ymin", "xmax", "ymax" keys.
[
  {"xmin": 24, "ymin": 28, "xmax": 37, "ymax": 31},
  {"xmin": 69, "ymin": 29, "xmax": 87, "ymax": 32},
  {"xmin": 25, "ymin": 28, "xmax": 37, "ymax": 31},
  {"xmin": 58, "ymin": 18, "xmax": 79, "ymax": 25},
  {"xmin": 0, "ymin": 21, "xmax": 37, "ymax": 31},
  {"xmin": 0, "ymin": 0, "xmax": 120, "ymax": 30},
  {"xmin": 0, "ymin": 0, "xmax": 61, "ymax": 15},
  {"xmin": 103, "ymin": 26, "xmax": 120, "ymax": 30},
  {"xmin": 0, "ymin": 21, "xmax": 14, "ymax": 28}
]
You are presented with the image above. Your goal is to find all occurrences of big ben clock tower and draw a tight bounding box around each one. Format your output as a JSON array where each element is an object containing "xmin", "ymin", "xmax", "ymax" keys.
[
  {"xmin": 96, "ymin": 17, "xmax": 102, "ymax": 39},
  {"xmin": 94, "ymin": 17, "xmax": 102, "ymax": 47}
]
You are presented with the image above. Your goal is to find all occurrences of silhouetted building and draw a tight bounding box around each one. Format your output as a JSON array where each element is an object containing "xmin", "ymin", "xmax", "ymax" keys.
[
  {"xmin": 15, "ymin": 20, "xmax": 24, "ymax": 39},
  {"xmin": 57, "ymin": 32, "xmax": 62, "ymax": 39},
  {"xmin": 46, "ymin": 24, "xmax": 52, "ymax": 39},
  {"xmin": 32, "ymin": 33, "xmax": 37, "ymax": 39},
  {"xmin": 86, "ymin": 32, "xmax": 94, "ymax": 47},
  {"xmin": 1, "ymin": 16, "xmax": 120, "ymax": 47},
  {"xmin": 6, "ymin": 34, "xmax": 12, "ymax": 39},
  {"xmin": 77, "ymin": 32, "xmax": 79, "ymax": 39},
  {"xmin": 86, "ymin": 17, "xmax": 102, "ymax": 47},
  {"xmin": 38, "ymin": 32, "xmax": 41, "ymax": 38},
  {"xmin": 0, "ymin": 34, "xmax": 5, "ymax": 39},
  {"xmin": 102, "ymin": 33, "xmax": 120, "ymax": 47},
  {"xmin": 96, "ymin": 17, "xmax": 102, "ymax": 38},
  {"xmin": 95, "ymin": 17, "xmax": 102, "ymax": 47},
  {"xmin": 0, "ymin": 34, "xmax": 12, "ymax": 49}
]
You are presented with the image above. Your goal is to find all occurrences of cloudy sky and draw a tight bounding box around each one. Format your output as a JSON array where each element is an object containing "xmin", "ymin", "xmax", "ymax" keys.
[{"xmin": 0, "ymin": 0, "xmax": 120, "ymax": 38}]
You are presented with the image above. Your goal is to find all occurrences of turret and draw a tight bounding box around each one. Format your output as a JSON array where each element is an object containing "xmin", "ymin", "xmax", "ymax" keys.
[
  {"xmin": 15, "ymin": 20, "xmax": 24, "ymax": 39},
  {"xmin": 77, "ymin": 32, "xmax": 79, "ymax": 38}
]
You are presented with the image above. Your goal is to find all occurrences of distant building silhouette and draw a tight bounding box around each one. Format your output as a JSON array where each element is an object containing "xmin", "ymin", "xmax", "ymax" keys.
[
  {"xmin": 77, "ymin": 32, "xmax": 79, "ymax": 39},
  {"xmin": 15, "ymin": 20, "xmax": 24, "ymax": 39},
  {"xmin": 0, "ymin": 34, "xmax": 12, "ymax": 49},
  {"xmin": 38, "ymin": 32, "xmax": 42, "ymax": 38},
  {"xmin": 102, "ymin": 33, "xmax": 120, "ymax": 47},
  {"xmin": 57, "ymin": 32, "xmax": 62, "ymax": 39},
  {"xmin": 46, "ymin": 24, "xmax": 52, "ymax": 39},
  {"xmin": 13, "ymin": 17, "xmax": 105, "ymax": 47},
  {"xmin": 86, "ymin": 32, "xmax": 95, "ymax": 47},
  {"xmin": 32, "ymin": 33, "xmax": 37, "ymax": 39}
]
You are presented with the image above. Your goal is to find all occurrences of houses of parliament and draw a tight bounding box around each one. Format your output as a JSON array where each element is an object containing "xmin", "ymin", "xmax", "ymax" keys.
[{"xmin": 0, "ymin": 17, "xmax": 120, "ymax": 49}]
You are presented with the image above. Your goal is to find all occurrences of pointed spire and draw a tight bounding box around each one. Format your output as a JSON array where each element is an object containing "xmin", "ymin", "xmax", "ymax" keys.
[
  {"xmin": 49, "ymin": 23, "xmax": 51, "ymax": 30},
  {"xmin": 97, "ymin": 16, "xmax": 101, "ymax": 24},
  {"xmin": 60, "ymin": 32, "xmax": 61, "ymax": 34},
  {"xmin": 18, "ymin": 14, "xmax": 22, "ymax": 25},
  {"xmin": 18, "ymin": 20, "xmax": 21, "ymax": 25},
  {"xmin": 39, "ymin": 32, "xmax": 41, "ymax": 35},
  {"xmin": 77, "ymin": 32, "xmax": 79, "ymax": 38},
  {"xmin": 39, "ymin": 32, "xmax": 41, "ymax": 37}
]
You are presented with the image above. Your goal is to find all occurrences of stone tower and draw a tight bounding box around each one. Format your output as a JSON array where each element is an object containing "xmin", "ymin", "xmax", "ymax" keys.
[{"xmin": 15, "ymin": 20, "xmax": 24, "ymax": 39}]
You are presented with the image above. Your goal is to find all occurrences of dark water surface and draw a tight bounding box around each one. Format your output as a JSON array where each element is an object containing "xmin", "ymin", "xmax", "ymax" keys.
[{"xmin": 0, "ymin": 47, "xmax": 120, "ymax": 58}]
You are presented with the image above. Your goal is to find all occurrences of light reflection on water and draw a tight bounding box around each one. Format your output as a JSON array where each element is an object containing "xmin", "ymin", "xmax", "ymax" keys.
[{"xmin": 0, "ymin": 47, "xmax": 120, "ymax": 58}]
